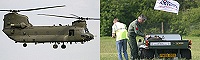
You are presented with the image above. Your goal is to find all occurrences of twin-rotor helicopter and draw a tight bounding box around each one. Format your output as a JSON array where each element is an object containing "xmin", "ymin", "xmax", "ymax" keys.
[{"xmin": 0, "ymin": 5, "xmax": 99, "ymax": 49}]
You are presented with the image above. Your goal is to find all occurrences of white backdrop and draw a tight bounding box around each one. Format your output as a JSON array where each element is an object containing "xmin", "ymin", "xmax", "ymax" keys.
[{"xmin": 0, "ymin": 0, "xmax": 100, "ymax": 60}]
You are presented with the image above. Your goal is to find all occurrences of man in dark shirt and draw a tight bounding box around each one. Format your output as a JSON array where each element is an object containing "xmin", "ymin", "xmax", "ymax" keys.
[{"xmin": 128, "ymin": 14, "xmax": 147, "ymax": 60}]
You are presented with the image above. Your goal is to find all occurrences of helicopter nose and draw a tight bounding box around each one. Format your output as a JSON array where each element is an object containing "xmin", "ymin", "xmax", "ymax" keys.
[
  {"xmin": 81, "ymin": 34, "xmax": 94, "ymax": 41},
  {"xmin": 89, "ymin": 34, "xmax": 94, "ymax": 39}
]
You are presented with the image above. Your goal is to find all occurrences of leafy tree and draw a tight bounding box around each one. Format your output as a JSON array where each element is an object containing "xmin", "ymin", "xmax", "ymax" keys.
[
  {"xmin": 181, "ymin": 7, "xmax": 200, "ymax": 36},
  {"xmin": 100, "ymin": 0, "xmax": 200, "ymax": 36}
]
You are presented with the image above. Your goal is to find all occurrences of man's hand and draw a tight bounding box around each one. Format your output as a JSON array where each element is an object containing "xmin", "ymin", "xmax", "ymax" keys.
[{"xmin": 112, "ymin": 33, "xmax": 116, "ymax": 38}]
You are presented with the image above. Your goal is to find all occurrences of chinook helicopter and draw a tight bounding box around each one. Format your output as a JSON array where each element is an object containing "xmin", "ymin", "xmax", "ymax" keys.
[{"xmin": 1, "ymin": 5, "xmax": 99, "ymax": 49}]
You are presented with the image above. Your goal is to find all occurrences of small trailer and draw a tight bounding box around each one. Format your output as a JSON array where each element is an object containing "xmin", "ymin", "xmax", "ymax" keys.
[{"xmin": 138, "ymin": 34, "xmax": 192, "ymax": 59}]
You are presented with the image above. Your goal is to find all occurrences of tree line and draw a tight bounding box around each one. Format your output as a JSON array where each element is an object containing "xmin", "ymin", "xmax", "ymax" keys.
[{"xmin": 100, "ymin": 0, "xmax": 200, "ymax": 37}]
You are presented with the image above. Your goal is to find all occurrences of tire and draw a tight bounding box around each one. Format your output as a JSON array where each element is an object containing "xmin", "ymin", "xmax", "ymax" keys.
[
  {"xmin": 139, "ymin": 49, "xmax": 145, "ymax": 59},
  {"xmin": 53, "ymin": 44, "xmax": 58, "ymax": 49},
  {"xmin": 61, "ymin": 44, "xmax": 66, "ymax": 49},
  {"xmin": 181, "ymin": 49, "xmax": 191, "ymax": 59},
  {"xmin": 144, "ymin": 49, "xmax": 154, "ymax": 59},
  {"xmin": 23, "ymin": 43, "xmax": 27, "ymax": 47}
]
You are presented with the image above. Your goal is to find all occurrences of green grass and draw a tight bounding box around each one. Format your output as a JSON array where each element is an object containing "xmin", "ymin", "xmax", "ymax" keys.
[
  {"xmin": 183, "ymin": 36, "xmax": 200, "ymax": 59},
  {"xmin": 100, "ymin": 36, "xmax": 200, "ymax": 60},
  {"xmin": 100, "ymin": 37, "xmax": 118, "ymax": 60}
]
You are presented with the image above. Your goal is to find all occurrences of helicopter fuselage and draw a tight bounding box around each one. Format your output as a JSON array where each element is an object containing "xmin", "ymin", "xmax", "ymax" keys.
[
  {"xmin": 3, "ymin": 26, "xmax": 93, "ymax": 43},
  {"xmin": 2, "ymin": 12, "xmax": 94, "ymax": 47}
]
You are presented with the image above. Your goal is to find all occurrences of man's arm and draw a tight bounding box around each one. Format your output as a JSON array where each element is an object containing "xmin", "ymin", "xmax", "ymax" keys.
[
  {"xmin": 112, "ymin": 25, "xmax": 116, "ymax": 38},
  {"xmin": 133, "ymin": 24, "xmax": 145, "ymax": 37}
]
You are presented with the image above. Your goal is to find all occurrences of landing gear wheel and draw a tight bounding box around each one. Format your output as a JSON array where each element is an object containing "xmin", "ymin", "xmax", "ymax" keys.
[
  {"xmin": 61, "ymin": 44, "xmax": 66, "ymax": 49},
  {"xmin": 23, "ymin": 43, "xmax": 27, "ymax": 47},
  {"xmin": 53, "ymin": 44, "xmax": 58, "ymax": 49},
  {"xmin": 81, "ymin": 41, "xmax": 84, "ymax": 44}
]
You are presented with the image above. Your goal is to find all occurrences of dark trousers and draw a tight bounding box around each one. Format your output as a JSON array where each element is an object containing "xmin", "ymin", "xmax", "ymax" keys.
[{"xmin": 128, "ymin": 35, "xmax": 138, "ymax": 60}]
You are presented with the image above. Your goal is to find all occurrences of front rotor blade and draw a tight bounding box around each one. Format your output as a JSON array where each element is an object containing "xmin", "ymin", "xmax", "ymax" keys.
[
  {"xmin": 0, "ymin": 10, "xmax": 20, "ymax": 12},
  {"xmin": 0, "ymin": 10, "xmax": 11, "ymax": 11},
  {"xmin": 38, "ymin": 14, "xmax": 76, "ymax": 19},
  {"xmin": 20, "ymin": 5, "xmax": 65, "ymax": 11},
  {"xmin": 38, "ymin": 14, "xmax": 100, "ymax": 20},
  {"xmin": 70, "ymin": 14, "xmax": 79, "ymax": 18}
]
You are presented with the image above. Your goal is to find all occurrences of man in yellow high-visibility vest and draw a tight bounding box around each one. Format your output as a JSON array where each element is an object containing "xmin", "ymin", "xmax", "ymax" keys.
[{"xmin": 112, "ymin": 18, "xmax": 128, "ymax": 60}]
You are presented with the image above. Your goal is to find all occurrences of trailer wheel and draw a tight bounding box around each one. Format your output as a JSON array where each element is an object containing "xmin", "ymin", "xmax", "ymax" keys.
[
  {"xmin": 144, "ymin": 49, "xmax": 154, "ymax": 59},
  {"xmin": 181, "ymin": 49, "xmax": 191, "ymax": 59}
]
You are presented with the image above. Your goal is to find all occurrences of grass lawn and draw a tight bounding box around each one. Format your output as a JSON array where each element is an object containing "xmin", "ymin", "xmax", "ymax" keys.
[{"xmin": 100, "ymin": 36, "xmax": 200, "ymax": 60}]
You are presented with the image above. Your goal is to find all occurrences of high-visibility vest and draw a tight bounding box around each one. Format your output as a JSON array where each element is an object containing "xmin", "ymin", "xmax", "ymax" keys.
[{"xmin": 112, "ymin": 22, "xmax": 128, "ymax": 41}]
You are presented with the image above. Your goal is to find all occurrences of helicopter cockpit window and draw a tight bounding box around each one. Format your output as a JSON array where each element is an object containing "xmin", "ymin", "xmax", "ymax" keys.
[
  {"xmin": 85, "ymin": 28, "xmax": 89, "ymax": 33},
  {"xmin": 69, "ymin": 29, "xmax": 74, "ymax": 36}
]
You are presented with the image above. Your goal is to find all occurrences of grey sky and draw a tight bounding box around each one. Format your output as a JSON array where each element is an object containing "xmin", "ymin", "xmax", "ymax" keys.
[{"xmin": 0, "ymin": 0, "xmax": 100, "ymax": 60}]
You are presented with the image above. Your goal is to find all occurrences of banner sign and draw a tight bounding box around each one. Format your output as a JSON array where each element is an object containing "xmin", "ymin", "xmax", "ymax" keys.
[{"xmin": 154, "ymin": 0, "xmax": 180, "ymax": 14}]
